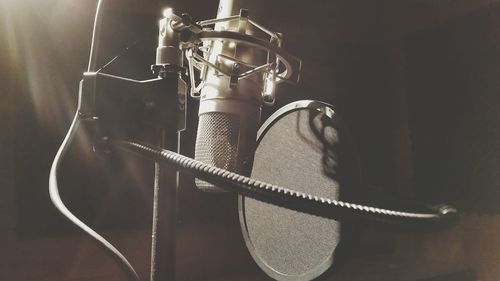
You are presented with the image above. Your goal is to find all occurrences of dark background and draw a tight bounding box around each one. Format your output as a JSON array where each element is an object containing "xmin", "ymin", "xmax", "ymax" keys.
[{"xmin": 2, "ymin": 0, "xmax": 500, "ymax": 280}]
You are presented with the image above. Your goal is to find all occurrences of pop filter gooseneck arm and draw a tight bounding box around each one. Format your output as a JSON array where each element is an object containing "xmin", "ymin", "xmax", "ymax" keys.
[{"xmin": 110, "ymin": 140, "xmax": 459, "ymax": 229}]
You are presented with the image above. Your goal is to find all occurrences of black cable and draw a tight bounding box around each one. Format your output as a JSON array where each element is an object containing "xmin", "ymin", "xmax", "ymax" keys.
[
  {"xmin": 96, "ymin": 39, "xmax": 142, "ymax": 73},
  {"xmin": 49, "ymin": 114, "xmax": 140, "ymax": 281},
  {"xmin": 49, "ymin": 1, "xmax": 141, "ymax": 280},
  {"xmin": 87, "ymin": 0, "xmax": 104, "ymax": 73},
  {"xmin": 111, "ymin": 140, "xmax": 459, "ymax": 228}
]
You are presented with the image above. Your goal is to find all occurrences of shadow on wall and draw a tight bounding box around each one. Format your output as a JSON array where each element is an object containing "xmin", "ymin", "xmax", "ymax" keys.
[{"xmin": 406, "ymin": 2, "xmax": 500, "ymax": 214}]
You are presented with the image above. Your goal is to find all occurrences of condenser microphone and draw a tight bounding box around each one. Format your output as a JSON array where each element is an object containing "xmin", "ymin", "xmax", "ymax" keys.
[
  {"xmin": 193, "ymin": 2, "xmax": 268, "ymax": 191},
  {"xmin": 169, "ymin": 0, "xmax": 301, "ymax": 192}
]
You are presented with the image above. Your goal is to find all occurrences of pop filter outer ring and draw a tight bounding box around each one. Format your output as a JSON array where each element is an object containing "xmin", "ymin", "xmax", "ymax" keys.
[{"xmin": 239, "ymin": 100, "xmax": 361, "ymax": 281}]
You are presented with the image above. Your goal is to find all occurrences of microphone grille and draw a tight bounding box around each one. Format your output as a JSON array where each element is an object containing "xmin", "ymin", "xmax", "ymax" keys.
[{"xmin": 195, "ymin": 112, "xmax": 241, "ymax": 191}]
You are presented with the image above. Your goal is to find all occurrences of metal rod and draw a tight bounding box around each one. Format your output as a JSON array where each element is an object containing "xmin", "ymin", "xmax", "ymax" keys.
[
  {"xmin": 197, "ymin": 15, "xmax": 240, "ymax": 26},
  {"xmin": 149, "ymin": 74, "xmax": 180, "ymax": 281}
]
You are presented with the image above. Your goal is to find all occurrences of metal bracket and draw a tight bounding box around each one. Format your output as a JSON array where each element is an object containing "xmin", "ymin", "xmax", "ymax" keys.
[
  {"xmin": 78, "ymin": 72, "xmax": 183, "ymax": 155},
  {"xmin": 163, "ymin": 9, "xmax": 302, "ymax": 103}
]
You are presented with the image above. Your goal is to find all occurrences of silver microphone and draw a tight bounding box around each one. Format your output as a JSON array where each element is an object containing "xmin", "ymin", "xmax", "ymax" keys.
[
  {"xmin": 167, "ymin": 0, "xmax": 300, "ymax": 192},
  {"xmin": 194, "ymin": 3, "xmax": 268, "ymax": 191}
]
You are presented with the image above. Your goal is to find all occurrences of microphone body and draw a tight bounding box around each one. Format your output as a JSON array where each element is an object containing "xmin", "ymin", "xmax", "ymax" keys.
[{"xmin": 195, "ymin": 0, "xmax": 266, "ymax": 191}]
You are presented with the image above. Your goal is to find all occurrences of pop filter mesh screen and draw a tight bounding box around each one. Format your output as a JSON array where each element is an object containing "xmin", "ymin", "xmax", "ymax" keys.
[{"xmin": 240, "ymin": 102, "xmax": 359, "ymax": 280}]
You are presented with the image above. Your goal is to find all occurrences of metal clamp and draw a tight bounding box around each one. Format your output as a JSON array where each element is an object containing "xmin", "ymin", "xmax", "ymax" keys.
[{"xmin": 163, "ymin": 9, "xmax": 302, "ymax": 105}]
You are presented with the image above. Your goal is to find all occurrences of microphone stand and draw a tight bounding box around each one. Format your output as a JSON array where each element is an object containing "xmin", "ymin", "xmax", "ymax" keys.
[
  {"xmin": 80, "ymin": 8, "xmax": 186, "ymax": 280},
  {"xmin": 149, "ymin": 76, "xmax": 182, "ymax": 281},
  {"xmin": 76, "ymin": 67, "xmax": 184, "ymax": 281},
  {"xmin": 149, "ymin": 98, "xmax": 179, "ymax": 281},
  {"xmin": 149, "ymin": 13, "xmax": 186, "ymax": 281}
]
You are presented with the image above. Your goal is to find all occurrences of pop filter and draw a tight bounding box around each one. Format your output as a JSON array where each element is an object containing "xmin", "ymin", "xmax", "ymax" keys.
[{"xmin": 239, "ymin": 100, "xmax": 361, "ymax": 280}]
